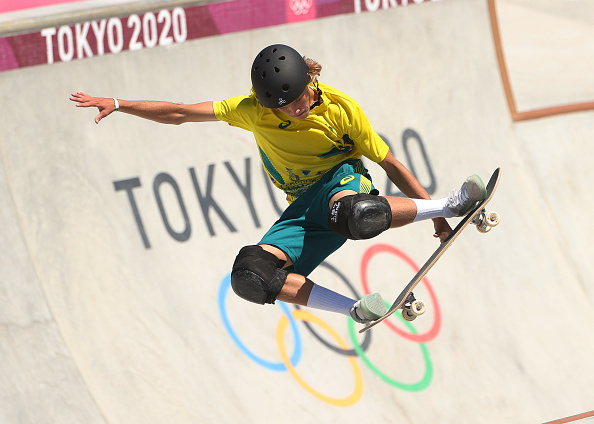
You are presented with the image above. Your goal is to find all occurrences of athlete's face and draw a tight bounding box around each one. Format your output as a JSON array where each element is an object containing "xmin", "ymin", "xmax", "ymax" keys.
[{"xmin": 277, "ymin": 86, "xmax": 312, "ymax": 120}]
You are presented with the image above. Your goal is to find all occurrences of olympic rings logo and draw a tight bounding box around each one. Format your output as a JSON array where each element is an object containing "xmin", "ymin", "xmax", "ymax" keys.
[
  {"xmin": 218, "ymin": 243, "xmax": 442, "ymax": 406},
  {"xmin": 288, "ymin": 0, "xmax": 313, "ymax": 16}
]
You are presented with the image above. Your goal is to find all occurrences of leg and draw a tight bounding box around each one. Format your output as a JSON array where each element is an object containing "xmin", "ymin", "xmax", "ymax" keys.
[
  {"xmin": 329, "ymin": 190, "xmax": 416, "ymax": 229},
  {"xmin": 231, "ymin": 244, "xmax": 385, "ymax": 323},
  {"xmin": 260, "ymin": 244, "xmax": 348, "ymax": 308},
  {"xmin": 231, "ymin": 244, "xmax": 327, "ymax": 307},
  {"xmin": 328, "ymin": 172, "xmax": 488, "ymax": 238},
  {"xmin": 329, "ymin": 190, "xmax": 415, "ymax": 239},
  {"xmin": 328, "ymin": 189, "xmax": 448, "ymax": 241},
  {"xmin": 277, "ymin": 271, "xmax": 386, "ymax": 323},
  {"xmin": 384, "ymin": 197, "xmax": 417, "ymax": 228},
  {"xmin": 258, "ymin": 244, "xmax": 313, "ymax": 306}
]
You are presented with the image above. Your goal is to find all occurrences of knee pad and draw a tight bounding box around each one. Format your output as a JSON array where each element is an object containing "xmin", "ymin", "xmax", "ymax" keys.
[
  {"xmin": 328, "ymin": 193, "xmax": 392, "ymax": 240},
  {"xmin": 231, "ymin": 245, "xmax": 288, "ymax": 305}
]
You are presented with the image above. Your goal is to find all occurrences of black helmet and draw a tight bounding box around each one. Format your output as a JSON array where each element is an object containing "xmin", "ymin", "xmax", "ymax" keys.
[{"xmin": 251, "ymin": 44, "xmax": 310, "ymax": 108}]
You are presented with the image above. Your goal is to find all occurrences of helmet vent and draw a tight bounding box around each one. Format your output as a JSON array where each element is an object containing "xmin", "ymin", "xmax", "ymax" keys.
[
  {"xmin": 265, "ymin": 91, "xmax": 272, "ymax": 98},
  {"xmin": 279, "ymin": 56, "xmax": 286, "ymax": 60},
  {"xmin": 281, "ymin": 84, "xmax": 290, "ymax": 92},
  {"xmin": 274, "ymin": 67, "xmax": 280, "ymax": 73}
]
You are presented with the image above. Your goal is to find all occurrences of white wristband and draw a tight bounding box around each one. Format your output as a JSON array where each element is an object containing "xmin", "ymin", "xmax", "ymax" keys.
[{"xmin": 112, "ymin": 97, "xmax": 119, "ymax": 111}]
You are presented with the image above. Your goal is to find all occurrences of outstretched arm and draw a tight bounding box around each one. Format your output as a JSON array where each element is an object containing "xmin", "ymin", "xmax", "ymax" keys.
[
  {"xmin": 69, "ymin": 92, "xmax": 218, "ymax": 125},
  {"xmin": 378, "ymin": 151, "xmax": 452, "ymax": 241}
]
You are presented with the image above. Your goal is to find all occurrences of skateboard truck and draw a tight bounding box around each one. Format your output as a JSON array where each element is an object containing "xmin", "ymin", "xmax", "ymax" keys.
[
  {"xmin": 472, "ymin": 208, "xmax": 500, "ymax": 233},
  {"xmin": 401, "ymin": 292, "xmax": 426, "ymax": 322}
]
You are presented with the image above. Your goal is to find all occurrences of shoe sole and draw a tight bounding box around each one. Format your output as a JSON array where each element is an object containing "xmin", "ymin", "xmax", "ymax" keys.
[{"xmin": 360, "ymin": 293, "xmax": 387, "ymax": 320}]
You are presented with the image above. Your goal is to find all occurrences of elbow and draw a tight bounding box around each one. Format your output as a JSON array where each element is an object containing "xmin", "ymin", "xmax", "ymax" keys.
[
  {"xmin": 165, "ymin": 105, "xmax": 188, "ymax": 125},
  {"xmin": 165, "ymin": 114, "xmax": 186, "ymax": 125}
]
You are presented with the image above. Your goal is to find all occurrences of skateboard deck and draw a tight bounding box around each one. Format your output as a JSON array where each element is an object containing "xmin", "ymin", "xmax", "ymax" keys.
[{"xmin": 359, "ymin": 168, "xmax": 501, "ymax": 333}]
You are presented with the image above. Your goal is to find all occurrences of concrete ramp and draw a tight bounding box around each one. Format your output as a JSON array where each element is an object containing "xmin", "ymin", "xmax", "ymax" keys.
[{"xmin": 1, "ymin": 1, "xmax": 593, "ymax": 423}]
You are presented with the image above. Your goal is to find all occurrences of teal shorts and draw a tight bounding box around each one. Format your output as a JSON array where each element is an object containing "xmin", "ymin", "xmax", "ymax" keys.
[{"xmin": 258, "ymin": 159, "xmax": 376, "ymax": 277}]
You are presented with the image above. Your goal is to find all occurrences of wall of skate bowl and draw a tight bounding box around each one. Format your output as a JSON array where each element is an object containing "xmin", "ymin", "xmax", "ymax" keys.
[{"xmin": 1, "ymin": 0, "xmax": 593, "ymax": 423}]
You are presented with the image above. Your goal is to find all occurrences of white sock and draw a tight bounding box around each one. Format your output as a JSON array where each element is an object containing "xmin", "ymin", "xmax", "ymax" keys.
[
  {"xmin": 412, "ymin": 198, "xmax": 455, "ymax": 222},
  {"xmin": 306, "ymin": 284, "xmax": 356, "ymax": 316}
]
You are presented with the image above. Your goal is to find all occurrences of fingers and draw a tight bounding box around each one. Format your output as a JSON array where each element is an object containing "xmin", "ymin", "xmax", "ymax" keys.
[
  {"xmin": 433, "ymin": 225, "xmax": 452, "ymax": 243},
  {"xmin": 71, "ymin": 92, "xmax": 113, "ymax": 124},
  {"xmin": 433, "ymin": 218, "xmax": 452, "ymax": 242},
  {"xmin": 95, "ymin": 110, "xmax": 109, "ymax": 124},
  {"xmin": 69, "ymin": 92, "xmax": 83, "ymax": 102},
  {"xmin": 70, "ymin": 92, "xmax": 94, "ymax": 107},
  {"xmin": 434, "ymin": 231, "xmax": 449, "ymax": 243},
  {"xmin": 69, "ymin": 92, "xmax": 87, "ymax": 101},
  {"xmin": 434, "ymin": 226, "xmax": 452, "ymax": 242}
]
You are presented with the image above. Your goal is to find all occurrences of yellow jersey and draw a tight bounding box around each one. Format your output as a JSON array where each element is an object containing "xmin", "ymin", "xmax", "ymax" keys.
[{"xmin": 213, "ymin": 82, "xmax": 389, "ymax": 203}]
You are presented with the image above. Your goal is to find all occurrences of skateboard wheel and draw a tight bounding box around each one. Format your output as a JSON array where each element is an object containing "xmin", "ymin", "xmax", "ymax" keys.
[
  {"xmin": 410, "ymin": 300, "xmax": 426, "ymax": 316},
  {"xmin": 402, "ymin": 308, "xmax": 416, "ymax": 322},
  {"xmin": 485, "ymin": 211, "xmax": 500, "ymax": 227}
]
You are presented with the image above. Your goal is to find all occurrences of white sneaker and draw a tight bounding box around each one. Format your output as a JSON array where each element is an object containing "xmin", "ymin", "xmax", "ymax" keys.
[
  {"xmin": 446, "ymin": 175, "xmax": 487, "ymax": 216},
  {"xmin": 350, "ymin": 293, "xmax": 387, "ymax": 324}
]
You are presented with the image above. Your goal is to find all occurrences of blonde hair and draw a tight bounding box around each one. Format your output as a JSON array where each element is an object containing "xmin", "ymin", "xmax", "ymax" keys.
[{"xmin": 304, "ymin": 57, "xmax": 322, "ymax": 84}]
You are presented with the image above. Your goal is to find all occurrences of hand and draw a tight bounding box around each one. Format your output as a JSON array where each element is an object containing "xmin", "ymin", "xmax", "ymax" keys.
[
  {"xmin": 432, "ymin": 217, "xmax": 452, "ymax": 243},
  {"xmin": 70, "ymin": 92, "xmax": 117, "ymax": 124}
]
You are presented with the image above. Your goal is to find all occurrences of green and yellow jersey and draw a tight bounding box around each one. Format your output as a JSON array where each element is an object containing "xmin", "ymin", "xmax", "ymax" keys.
[{"xmin": 213, "ymin": 82, "xmax": 389, "ymax": 203}]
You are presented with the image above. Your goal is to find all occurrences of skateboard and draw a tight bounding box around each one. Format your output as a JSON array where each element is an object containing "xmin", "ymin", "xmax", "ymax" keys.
[{"xmin": 359, "ymin": 168, "xmax": 501, "ymax": 333}]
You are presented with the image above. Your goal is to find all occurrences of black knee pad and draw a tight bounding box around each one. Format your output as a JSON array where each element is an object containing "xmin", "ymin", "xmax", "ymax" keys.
[
  {"xmin": 230, "ymin": 245, "xmax": 288, "ymax": 305},
  {"xmin": 328, "ymin": 193, "xmax": 392, "ymax": 240}
]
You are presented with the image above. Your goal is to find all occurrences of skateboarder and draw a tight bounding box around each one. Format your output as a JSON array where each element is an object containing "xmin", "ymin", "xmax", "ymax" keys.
[{"xmin": 71, "ymin": 44, "xmax": 486, "ymax": 324}]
